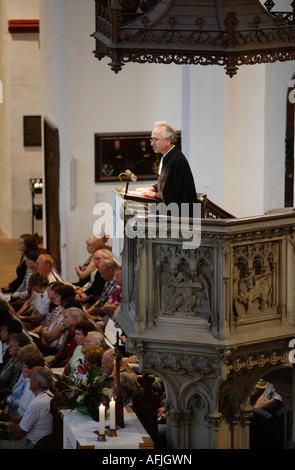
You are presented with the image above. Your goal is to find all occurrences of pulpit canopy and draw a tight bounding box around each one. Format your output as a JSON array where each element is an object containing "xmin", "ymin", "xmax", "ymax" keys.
[{"xmin": 92, "ymin": 0, "xmax": 295, "ymax": 77}]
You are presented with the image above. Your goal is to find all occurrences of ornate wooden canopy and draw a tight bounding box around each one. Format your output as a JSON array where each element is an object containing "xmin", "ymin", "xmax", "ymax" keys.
[{"xmin": 92, "ymin": 0, "xmax": 295, "ymax": 77}]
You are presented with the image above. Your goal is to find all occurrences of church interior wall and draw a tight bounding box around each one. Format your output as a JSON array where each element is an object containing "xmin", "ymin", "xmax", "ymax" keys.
[
  {"xmin": 0, "ymin": 0, "xmax": 42, "ymax": 238},
  {"xmin": 40, "ymin": 0, "xmax": 182, "ymax": 280}
]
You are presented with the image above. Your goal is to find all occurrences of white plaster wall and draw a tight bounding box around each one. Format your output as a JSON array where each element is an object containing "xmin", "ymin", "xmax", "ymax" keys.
[
  {"xmin": 264, "ymin": 61, "xmax": 290, "ymax": 213},
  {"xmin": 0, "ymin": 0, "xmax": 11, "ymax": 235},
  {"xmin": 224, "ymin": 65, "xmax": 266, "ymax": 217},
  {"xmin": 182, "ymin": 65, "xmax": 226, "ymax": 208},
  {"xmin": 40, "ymin": 0, "xmax": 182, "ymax": 280},
  {"xmin": 0, "ymin": 0, "xmax": 42, "ymax": 238}
]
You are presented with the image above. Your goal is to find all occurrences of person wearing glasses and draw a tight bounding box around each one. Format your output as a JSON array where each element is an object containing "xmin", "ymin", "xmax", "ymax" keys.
[{"xmin": 136, "ymin": 121, "xmax": 197, "ymax": 217}]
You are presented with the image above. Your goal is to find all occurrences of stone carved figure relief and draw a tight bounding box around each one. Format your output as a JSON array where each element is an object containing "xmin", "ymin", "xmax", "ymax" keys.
[
  {"xmin": 155, "ymin": 244, "xmax": 213, "ymax": 322},
  {"xmin": 233, "ymin": 242, "xmax": 279, "ymax": 321}
]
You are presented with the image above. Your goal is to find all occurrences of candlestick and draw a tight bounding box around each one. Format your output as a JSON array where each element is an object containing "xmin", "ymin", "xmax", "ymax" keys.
[
  {"xmin": 99, "ymin": 403, "xmax": 105, "ymax": 436},
  {"xmin": 110, "ymin": 397, "xmax": 116, "ymax": 430}
]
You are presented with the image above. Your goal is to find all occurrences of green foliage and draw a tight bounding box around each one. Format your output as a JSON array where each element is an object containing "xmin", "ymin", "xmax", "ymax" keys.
[{"xmin": 55, "ymin": 367, "xmax": 113, "ymax": 421}]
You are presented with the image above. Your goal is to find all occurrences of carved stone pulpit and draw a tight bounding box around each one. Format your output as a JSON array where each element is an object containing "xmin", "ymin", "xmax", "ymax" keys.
[{"xmin": 114, "ymin": 189, "xmax": 295, "ymax": 449}]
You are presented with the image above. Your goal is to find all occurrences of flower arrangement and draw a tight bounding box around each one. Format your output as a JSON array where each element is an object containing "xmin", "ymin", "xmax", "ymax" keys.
[{"xmin": 55, "ymin": 367, "xmax": 113, "ymax": 422}]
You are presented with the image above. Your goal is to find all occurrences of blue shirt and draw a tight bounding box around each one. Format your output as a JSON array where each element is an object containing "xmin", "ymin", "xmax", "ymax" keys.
[{"xmin": 6, "ymin": 375, "xmax": 30, "ymax": 413}]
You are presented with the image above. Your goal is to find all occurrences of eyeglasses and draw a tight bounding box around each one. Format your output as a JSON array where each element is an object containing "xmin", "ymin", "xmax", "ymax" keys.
[{"xmin": 150, "ymin": 137, "xmax": 166, "ymax": 143}]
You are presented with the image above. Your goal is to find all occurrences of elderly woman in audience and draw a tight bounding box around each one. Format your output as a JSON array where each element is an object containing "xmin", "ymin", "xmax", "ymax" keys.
[
  {"xmin": 0, "ymin": 344, "xmax": 44, "ymax": 421},
  {"xmin": 70, "ymin": 345, "xmax": 105, "ymax": 382},
  {"xmin": 1, "ymin": 233, "xmax": 40, "ymax": 294},
  {"xmin": 83, "ymin": 330, "xmax": 107, "ymax": 350},
  {"xmin": 47, "ymin": 307, "xmax": 85, "ymax": 368},
  {"xmin": 63, "ymin": 320, "xmax": 97, "ymax": 376},
  {"xmin": 74, "ymin": 235, "xmax": 105, "ymax": 287},
  {"xmin": 33, "ymin": 285, "xmax": 77, "ymax": 356},
  {"xmin": 0, "ymin": 333, "xmax": 31, "ymax": 401}
]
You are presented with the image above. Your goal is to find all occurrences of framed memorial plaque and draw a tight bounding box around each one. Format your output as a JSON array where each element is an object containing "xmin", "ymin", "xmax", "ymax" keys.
[{"xmin": 23, "ymin": 115, "xmax": 42, "ymax": 147}]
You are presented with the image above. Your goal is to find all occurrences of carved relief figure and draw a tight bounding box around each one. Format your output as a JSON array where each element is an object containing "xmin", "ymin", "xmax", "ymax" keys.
[
  {"xmin": 160, "ymin": 256, "xmax": 211, "ymax": 318},
  {"xmin": 233, "ymin": 242, "xmax": 278, "ymax": 320}
]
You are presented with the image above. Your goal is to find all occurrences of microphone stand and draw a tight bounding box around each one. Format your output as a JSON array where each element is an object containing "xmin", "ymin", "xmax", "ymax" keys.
[{"xmin": 125, "ymin": 158, "xmax": 145, "ymax": 195}]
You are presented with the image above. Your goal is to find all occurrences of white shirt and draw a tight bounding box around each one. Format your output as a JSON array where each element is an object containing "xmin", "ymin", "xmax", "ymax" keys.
[
  {"xmin": 20, "ymin": 391, "xmax": 53, "ymax": 443},
  {"xmin": 34, "ymin": 290, "xmax": 50, "ymax": 314}
]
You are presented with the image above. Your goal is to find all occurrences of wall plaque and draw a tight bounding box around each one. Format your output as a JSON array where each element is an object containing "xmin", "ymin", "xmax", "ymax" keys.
[{"xmin": 23, "ymin": 115, "xmax": 42, "ymax": 147}]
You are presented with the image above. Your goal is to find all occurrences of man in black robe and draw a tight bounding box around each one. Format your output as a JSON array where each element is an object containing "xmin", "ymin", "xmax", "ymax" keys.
[{"xmin": 136, "ymin": 121, "xmax": 198, "ymax": 217}]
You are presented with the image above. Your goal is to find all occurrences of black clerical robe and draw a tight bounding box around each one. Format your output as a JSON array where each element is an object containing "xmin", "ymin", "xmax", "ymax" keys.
[{"xmin": 153, "ymin": 146, "xmax": 197, "ymax": 217}]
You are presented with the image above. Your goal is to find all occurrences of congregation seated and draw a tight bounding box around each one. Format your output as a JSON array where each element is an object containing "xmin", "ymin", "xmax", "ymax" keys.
[
  {"xmin": 35, "ymin": 253, "xmax": 63, "ymax": 283},
  {"xmin": 91, "ymin": 267, "xmax": 122, "ymax": 320},
  {"xmin": 0, "ymin": 235, "xmax": 166, "ymax": 448},
  {"xmin": 73, "ymin": 235, "xmax": 105, "ymax": 287},
  {"xmin": 0, "ymin": 332, "xmax": 31, "ymax": 401},
  {"xmin": 70, "ymin": 345, "xmax": 105, "ymax": 382},
  {"xmin": 46, "ymin": 306, "xmax": 85, "ymax": 369},
  {"xmin": 0, "ymin": 366, "xmax": 54, "ymax": 449},
  {"xmin": 82, "ymin": 330, "xmax": 108, "ymax": 350},
  {"xmin": 36, "ymin": 296, "xmax": 82, "ymax": 357},
  {"xmin": 16, "ymin": 272, "xmax": 50, "ymax": 330},
  {"xmin": 9, "ymin": 248, "xmax": 41, "ymax": 306},
  {"xmin": 117, "ymin": 371, "xmax": 138, "ymax": 407},
  {"xmin": 0, "ymin": 317, "xmax": 23, "ymax": 372},
  {"xmin": 74, "ymin": 248, "xmax": 113, "ymax": 307},
  {"xmin": 1, "ymin": 233, "xmax": 40, "ymax": 294},
  {"xmin": 0, "ymin": 344, "xmax": 44, "ymax": 420},
  {"xmin": 101, "ymin": 348, "xmax": 139, "ymax": 377},
  {"xmin": 62, "ymin": 320, "xmax": 97, "ymax": 376},
  {"xmin": 87, "ymin": 260, "xmax": 120, "ymax": 329}
]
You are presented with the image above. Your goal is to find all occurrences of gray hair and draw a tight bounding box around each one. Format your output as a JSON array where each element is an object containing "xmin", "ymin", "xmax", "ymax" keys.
[
  {"xmin": 86, "ymin": 331, "xmax": 106, "ymax": 348},
  {"xmin": 154, "ymin": 121, "xmax": 177, "ymax": 144},
  {"xmin": 32, "ymin": 366, "xmax": 53, "ymax": 389},
  {"xmin": 120, "ymin": 371, "xmax": 138, "ymax": 395},
  {"xmin": 100, "ymin": 259, "xmax": 118, "ymax": 272},
  {"xmin": 67, "ymin": 307, "xmax": 85, "ymax": 321}
]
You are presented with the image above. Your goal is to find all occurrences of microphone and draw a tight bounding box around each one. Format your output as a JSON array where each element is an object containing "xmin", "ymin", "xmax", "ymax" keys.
[{"xmin": 125, "ymin": 158, "xmax": 145, "ymax": 195}]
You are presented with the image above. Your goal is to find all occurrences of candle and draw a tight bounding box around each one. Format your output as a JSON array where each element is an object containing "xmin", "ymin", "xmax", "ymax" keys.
[
  {"xmin": 99, "ymin": 403, "xmax": 105, "ymax": 435},
  {"xmin": 109, "ymin": 397, "xmax": 116, "ymax": 429}
]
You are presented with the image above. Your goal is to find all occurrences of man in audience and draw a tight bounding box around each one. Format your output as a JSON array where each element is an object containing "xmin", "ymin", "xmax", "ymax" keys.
[
  {"xmin": 87, "ymin": 260, "xmax": 119, "ymax": 329},
  {"xmin": 35, "ymin": 253, "xmax": 63, "ymax": 283},
  {"xmin": 101, "ymin": 348, "xmax": 139, "ymax": 377},
  {"xmin": 0, "ymin": 366, "xmax": 54, "ymax": 449},
  {"xmin": 75, "ymin": 248, "xmax": 112, "ymax": 306},
  {"xmin": 88, "ymin": 260, "xmax": 118, "ymax": 313}
]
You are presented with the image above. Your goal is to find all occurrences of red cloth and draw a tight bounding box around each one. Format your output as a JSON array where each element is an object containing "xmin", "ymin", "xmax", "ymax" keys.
[{"xmin": 54, "ymin": 329, "xmax": 77, "ymax": 363}]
